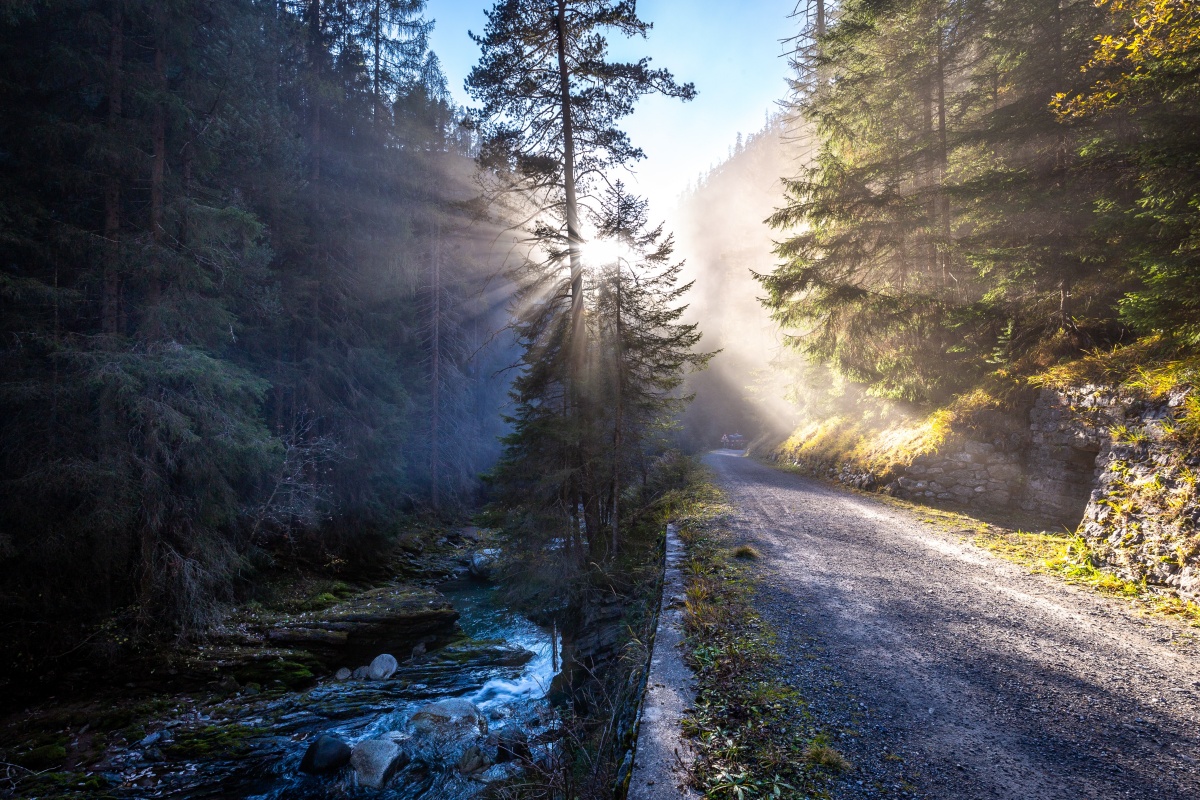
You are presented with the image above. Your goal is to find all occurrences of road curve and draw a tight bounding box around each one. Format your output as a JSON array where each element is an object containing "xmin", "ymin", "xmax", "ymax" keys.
[{"xmin": 704, "ymin": 450, "xmax": 1200, "ymax": 800}]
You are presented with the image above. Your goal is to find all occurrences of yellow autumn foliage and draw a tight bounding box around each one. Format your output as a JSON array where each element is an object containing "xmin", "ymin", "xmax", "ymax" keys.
[{"xmin": 1054, "ymin": 0, "xmax": 1200, "ymax": 118}]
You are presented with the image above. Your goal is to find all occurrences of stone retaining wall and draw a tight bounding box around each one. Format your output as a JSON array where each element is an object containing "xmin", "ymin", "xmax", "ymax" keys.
[{"xmin": 1079, "ymin": 389, "xmax": 1199, "ymax": 600}]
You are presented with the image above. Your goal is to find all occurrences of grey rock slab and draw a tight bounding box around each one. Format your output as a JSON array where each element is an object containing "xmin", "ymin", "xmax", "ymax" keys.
[
  {"xmin": 629, "ymin": 523, "xmax": 701, "ymax": 800},
  {"xmin": 351, "ymin": 738, "xmax": 406, "ymax": 789},
  {"xmin": 368, "ymin": 653, "xmax": 398, "ymax": 680}
]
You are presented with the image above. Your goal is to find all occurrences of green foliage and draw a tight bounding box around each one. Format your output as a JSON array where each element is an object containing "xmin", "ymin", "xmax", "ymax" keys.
[
  {"xmin": 1051, "ymin": 0, "xmax": 1200, "ymax": 344},
  {"xmin": 0, "ymin": 0, "xmax": 515, "ymax": 671},
  {"xmin": 763, "ymin": 0, "xmax": 1184, "ymax": 403}
]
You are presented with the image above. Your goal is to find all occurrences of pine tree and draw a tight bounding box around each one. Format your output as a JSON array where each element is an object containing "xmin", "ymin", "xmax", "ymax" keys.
[
  {"xmin": 468, "ymin": 0, "xmax": 695, "ymax": 552},
  {"xmin": 764, "ymin": 0, "xmax": 1133, "ymax": 402},
  {"xmin": 467, "ymin": 0, "xmax": 694, "ymax": 374}
]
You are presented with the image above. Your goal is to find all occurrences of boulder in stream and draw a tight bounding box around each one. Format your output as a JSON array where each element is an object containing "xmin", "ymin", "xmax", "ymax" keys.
[
  {"xmin": 351, "ymin": 738, "xmax": 407, "ymax": 788},
  {"xmin": 334, "ymin": 667, "xmax": 352, "ymax": 681},
  {"xmin": 457, "ymin": 744, "xmax": 490, "ymax": 775},
  {"xmin": 468, "ymin": 549, "xmax": 501, "ymax": 581},
  {"xmin": 300, "ymin": 735, "xmax": 352, "ymax": 774},
  {"xmin": 352, "ymin": 666, "xmax": 370, "ymax": 680},
  {"xmin": 368, "ymin": 653, "xmax": 398, "ymax": 680},
  {"xmin": 407, "ymin": 698, "xmax": 488, "ymax": 764}
]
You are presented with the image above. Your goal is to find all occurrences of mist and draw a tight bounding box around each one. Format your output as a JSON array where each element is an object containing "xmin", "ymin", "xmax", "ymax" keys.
[{"xmin": 669, "ymin": 115, "xmax": 809, "ymax": 450}]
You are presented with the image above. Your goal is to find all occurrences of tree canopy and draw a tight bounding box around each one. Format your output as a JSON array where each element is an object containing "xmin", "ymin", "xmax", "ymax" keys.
[
  {"xmin": 0, "ymin": 0, "xmax": 513, "ymax": 654},
  {"xmin": 764, "ymin": 0, "xmax": 1200, "ymax": 404}
]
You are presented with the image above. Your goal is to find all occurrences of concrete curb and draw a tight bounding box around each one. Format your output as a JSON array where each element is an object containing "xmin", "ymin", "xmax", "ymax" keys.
[{"xmin": 628, "ymin": 523, "xmax": 701, "ymax": 800}]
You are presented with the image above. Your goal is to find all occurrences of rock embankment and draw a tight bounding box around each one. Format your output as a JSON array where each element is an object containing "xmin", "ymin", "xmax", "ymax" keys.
[
  {"xmin": 770, "ymin": 384, "xmax": 1200, "ymax": 601},
  {"xmin": 185, "ymin": 585, "xmax": 461, "ymax": 687}
]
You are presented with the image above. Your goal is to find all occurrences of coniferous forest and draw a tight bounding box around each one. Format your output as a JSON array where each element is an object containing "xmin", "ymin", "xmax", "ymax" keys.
[
  {"xmin": 767, "ymin": 0, "xmax": 1200, "ymax": 404},
  {"xmin": 0, "ymin": 0, "xmax": 519, "ymax": 657},
  {"xmin": 2, "ymin": 1, "xmax": 1200, "ymax": 798}
]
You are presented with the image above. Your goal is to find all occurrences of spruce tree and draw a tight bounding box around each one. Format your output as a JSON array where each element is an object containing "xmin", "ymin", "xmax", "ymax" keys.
[
  {"xmin": 591, "ymin": 182, "xmax": 710, "ymax": 554},
  {"xmin": 1053, "ymin": 0, "xmax": 1200, "ymax": 344},
  {"xmin": 764, "ymin": 0, "xmax": 1135, "ymax": 402},
  {"xmin": 468, "ymin": 0, "xmax": 695, "ymax": 552}
]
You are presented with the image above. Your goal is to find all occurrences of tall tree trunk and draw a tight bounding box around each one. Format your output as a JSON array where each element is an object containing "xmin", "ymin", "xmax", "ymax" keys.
[
  {"xmin": 139, "ymin": 2, "xmax": 169, "ymax": 618},
  {"xmin": 308, "ymin": 0, "xmax": 322, "ymax": 186},
  {"xmin": 148, "ymin": 3, "xmax": 166, "ymax": 327},
  {"xmin": 611, "ymin": 260, "xmax": 622, "ymax": 558},
  {"xmin": 935, "ymin": 19, "xmax": 951, "ymax": 294},
  {"xmin": 372, "ymin": 0, "xmax": 383, "ymax": 130},
  {"xmin": 1050, "ymin": 0, "xmax": 1071, "ymax": 327},
  {"xmin": 430, "ymin": 219, "xmax": 442, "ymax": 511},
  {"xmin": 815, "ymin": 0, "xmax": 825, "ymax": 37},
  {"xmin": 922, "ymin": 75, "xmax": 937, "ymax": 283},
  {"xmin": 554, "ymin": 0, "xmax": 588, "ymax": 542},
  {"xmin": 554, "ymin": 0, "xmax": 584, "ymax": 374},
  {"xmin": 180, "ymin": 8, "xmax": 194, "ymax": 250},
  {"xmin": 102, "ymin": 0, "xmax": 124, "ymax": 335},
  {"xmin": 307, "ymin": 0, "xmax": 323, "ymax": 367}
]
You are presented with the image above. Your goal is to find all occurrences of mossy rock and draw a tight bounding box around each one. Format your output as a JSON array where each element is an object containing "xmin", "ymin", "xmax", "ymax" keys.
[
  {"xmin": 19, "ymin": 743, "xmax": 67, "ymax": 769},
  {"xmin": 433, "ymin": 639, "xmax": 534, "ymax": 668},
  {"xmin": 232, "ymin": 656, "xmax": 317, "ymax": 689},
  {"xmin": 302, "ymin": 592, "xmax": 340, "ymax": 611},
  {"xmin": 163, "ymin": 723, "xmax": 266, "ymax": 759},
  {"xmin": 13, "ymin": 770, "xmax": 110, "ymax": 800},
  {"xmin": 22, "ymin": 771, "xmax": 112, "ymax": 795},
  {"xmin": 91, "ymin": 698, "xmax": 173, "ymax": 732}
]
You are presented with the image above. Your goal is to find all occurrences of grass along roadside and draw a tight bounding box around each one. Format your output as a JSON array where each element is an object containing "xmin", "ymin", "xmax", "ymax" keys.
[
  {"xmin": 761, "ymin": 450, "xmax": 1200, "ymax": 629},
  {"xmin": 673, "ymin": 475, "xmax": 848, "ymax": 799},
  {"xmin": 877, "ymin": 497, "xmax": 1200, "ymax": 629}
]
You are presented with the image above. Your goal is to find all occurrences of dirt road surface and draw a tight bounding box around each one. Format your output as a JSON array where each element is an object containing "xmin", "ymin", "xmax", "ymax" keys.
[{"xmin": 704, "ymin": 449, "xmax": 1200, "ymax": 800}]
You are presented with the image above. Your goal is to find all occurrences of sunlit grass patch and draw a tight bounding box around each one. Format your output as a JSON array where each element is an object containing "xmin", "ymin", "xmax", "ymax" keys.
[
  {"xmin": 970, "ymin": 528, "xmax": 1200, "ymax": 625},
  {"xmin": 975, "ymin": 531, "xmax": 1140, "ymax": 596},
  {"xmin": 733, "ymin": 544, "xmax": 761, "ymax": 560},
  {"xmin": 1033, "ymin": 337, "xmax": 1200, "ymax": 445},
  {"xmin": 873, "ymin": 493, "xmax": 1200, "ymax": 627},
  {"xmin": 804, "ymin": 734, "xmax": 852, "ymax": 772}
]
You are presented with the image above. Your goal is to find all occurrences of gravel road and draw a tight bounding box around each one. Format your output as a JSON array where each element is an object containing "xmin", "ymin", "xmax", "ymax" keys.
[{"xmin": 704, "ymin": 449, "xmax": 1200, "ymax": 800}]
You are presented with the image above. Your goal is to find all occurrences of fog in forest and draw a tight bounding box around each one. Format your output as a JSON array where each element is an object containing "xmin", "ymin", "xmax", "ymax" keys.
[{"xmin": 670, "ymin": 117, "xmax": 806, "ymax": 449}]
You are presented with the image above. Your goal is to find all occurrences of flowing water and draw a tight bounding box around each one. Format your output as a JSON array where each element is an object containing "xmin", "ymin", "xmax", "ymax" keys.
[{"xmin": 107, "ymin": 582, "xmax": 560, "ymax": 799}]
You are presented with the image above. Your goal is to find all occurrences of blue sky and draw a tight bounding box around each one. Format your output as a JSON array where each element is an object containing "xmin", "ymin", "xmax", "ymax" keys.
[{"xmin": 427, "ymin": 0, "xmax": 799, "ymax": 214}]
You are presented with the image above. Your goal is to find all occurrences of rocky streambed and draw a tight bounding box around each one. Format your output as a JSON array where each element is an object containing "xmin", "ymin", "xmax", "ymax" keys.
[{"xmin": 3, "ymin": 579, "xmax": 563, "ymax": 800}]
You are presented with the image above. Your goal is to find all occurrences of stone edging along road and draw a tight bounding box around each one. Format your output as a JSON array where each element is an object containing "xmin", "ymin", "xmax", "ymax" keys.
[
  {"xmin": 704, "ymin": 448, "xmax": 1200, "ymax": 800},
  {"xmin": 628, "ymin": 523, "xmax": 701, "ymax": 800}
]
